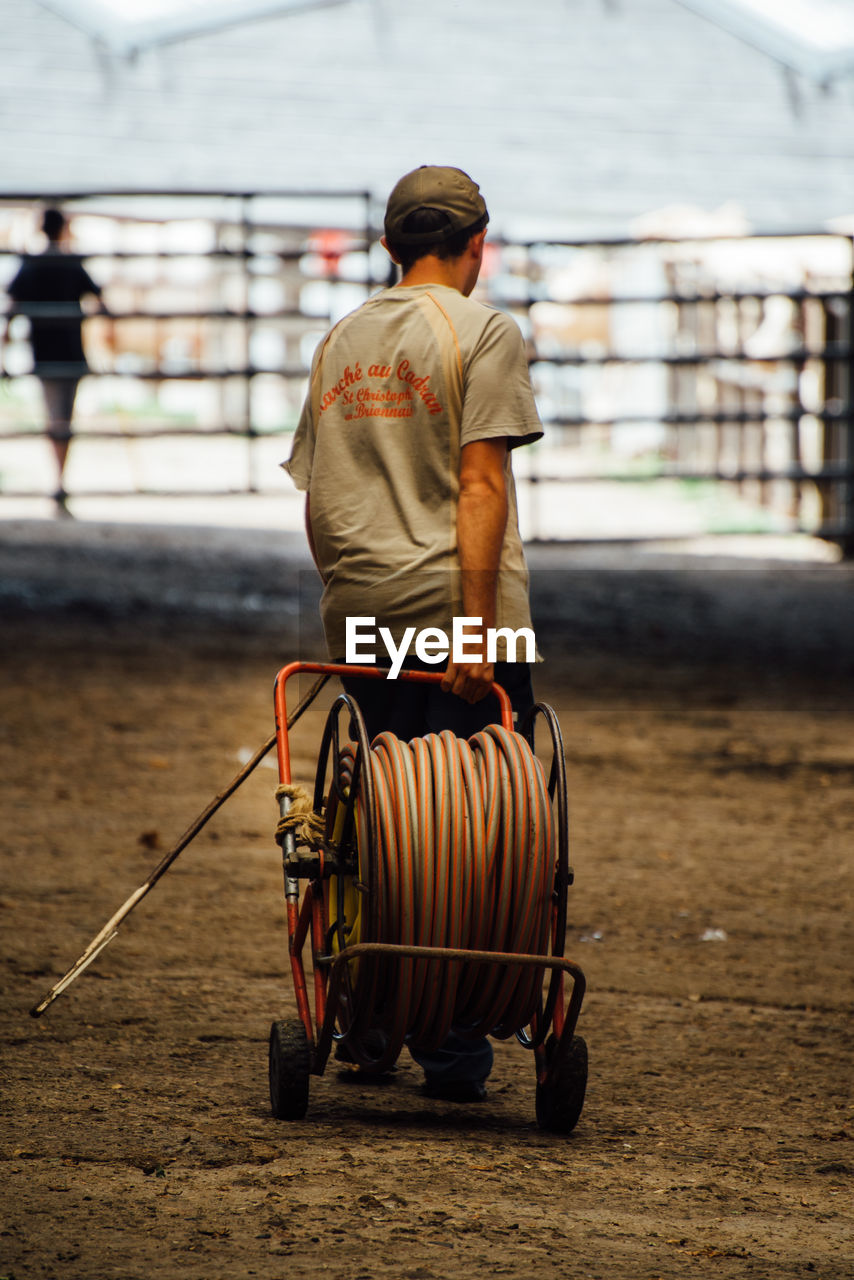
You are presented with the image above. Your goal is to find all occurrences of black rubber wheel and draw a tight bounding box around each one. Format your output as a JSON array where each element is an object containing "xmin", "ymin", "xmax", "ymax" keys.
[
  {"xmin": 269, "ymin": 1018, "xmax": 311, "ymax": 1121},
  {"xmin": 535, "ymin": 1033, "xmax": 588, "ymax": 1134}
]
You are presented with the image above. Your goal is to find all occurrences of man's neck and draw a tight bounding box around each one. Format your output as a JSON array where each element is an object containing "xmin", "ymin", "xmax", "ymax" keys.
[{"xmin": 397, "ymin": 256, "xmax": 466, "ymax": 293}]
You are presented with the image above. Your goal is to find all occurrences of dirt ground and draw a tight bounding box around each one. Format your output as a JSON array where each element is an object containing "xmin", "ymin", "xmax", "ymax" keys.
[{"xmin": 1, "ymin": 523, "xmax": 853, "ymax": 1279}]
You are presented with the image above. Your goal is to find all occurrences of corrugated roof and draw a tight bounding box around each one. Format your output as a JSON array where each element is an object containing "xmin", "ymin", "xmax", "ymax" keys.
[
  {"xmin": 5, "ymin": 0, "xmax": 854, "ymax": 237},
  {"xmin": 676, "ymin": 0, "xmax": 854, "ymax": 85},
  {"xmin": 35, "ymin": 0, "xmax": 350, "ymax": 57}
]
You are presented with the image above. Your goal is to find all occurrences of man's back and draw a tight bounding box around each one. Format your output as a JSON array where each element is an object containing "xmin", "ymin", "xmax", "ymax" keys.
[
  {"xmin": 287, "ymin": 281, "xmax": 541, "ymax": 656},
  {"xmin": 8, "ymin": 250, "xmax": 100, "ymax": 369}
]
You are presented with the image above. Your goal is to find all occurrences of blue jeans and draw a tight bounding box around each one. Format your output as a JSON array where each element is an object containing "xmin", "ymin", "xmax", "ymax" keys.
[
  {"xmin": 409, "ymin": 1031, "xmax": 494, "ymax": 1086},
  {"xmin": 340, "ymin": 658, "xmax": 534, "ymax": 743}
]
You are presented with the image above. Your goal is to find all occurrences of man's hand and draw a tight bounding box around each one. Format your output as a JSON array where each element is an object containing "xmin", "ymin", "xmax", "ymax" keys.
[{"xmin": 441, "ymin": 658, "xmax": 495, "ymax": 704}]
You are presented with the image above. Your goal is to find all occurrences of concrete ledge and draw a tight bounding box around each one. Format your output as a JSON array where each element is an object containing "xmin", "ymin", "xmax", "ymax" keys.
[{"xmin": 1, "ymin": 519, "xmax": 852, "ymax": 676}]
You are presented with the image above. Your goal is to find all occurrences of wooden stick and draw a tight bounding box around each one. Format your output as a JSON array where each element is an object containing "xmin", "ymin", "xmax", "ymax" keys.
[{"xmin": 30, "ymin": 673, "xmax": 329, "ymax": 1017}]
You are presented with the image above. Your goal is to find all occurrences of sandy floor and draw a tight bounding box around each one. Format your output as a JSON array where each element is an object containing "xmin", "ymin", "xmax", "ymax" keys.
[{"xmin": 1, "ymin": 525, "xmax": 852, "ymax": 1278}]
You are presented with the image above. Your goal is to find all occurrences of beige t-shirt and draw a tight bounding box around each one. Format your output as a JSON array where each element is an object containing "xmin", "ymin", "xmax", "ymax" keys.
[{"xmin": 285, "ymin": 283, "xmax": 543, "ymax": 658}]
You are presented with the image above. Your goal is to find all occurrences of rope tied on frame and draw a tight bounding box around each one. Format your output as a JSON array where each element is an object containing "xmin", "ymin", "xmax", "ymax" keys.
[{"xmin": 276, "ymin": 782, "xmax": 326, "ymax": 847}]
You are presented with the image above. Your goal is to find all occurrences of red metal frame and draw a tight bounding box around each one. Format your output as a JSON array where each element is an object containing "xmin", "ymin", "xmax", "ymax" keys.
[{"xmin": 273, "ymin": 661, "xmax": 513, "ymax": 786}]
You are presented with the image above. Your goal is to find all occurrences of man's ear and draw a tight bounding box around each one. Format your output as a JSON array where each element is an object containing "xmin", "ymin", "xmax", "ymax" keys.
[{"xmin": 381, "ymin": 234, "xmax": 401, "ymax": 265}]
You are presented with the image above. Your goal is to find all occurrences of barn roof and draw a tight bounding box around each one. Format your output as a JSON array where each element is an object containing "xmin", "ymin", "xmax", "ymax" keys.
[
  {"xmin": 4, "ymin": 0, "xmax": 854, "ymax": 238},
  {"xmin": 676, "ymin": 0, "xmax": 854, "ymax": 87}
]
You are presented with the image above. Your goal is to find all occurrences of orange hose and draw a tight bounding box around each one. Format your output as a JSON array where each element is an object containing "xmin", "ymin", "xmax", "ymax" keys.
[{"xmin": 332, "ymin": 724, "xmax": 555, "ymax": 1062}]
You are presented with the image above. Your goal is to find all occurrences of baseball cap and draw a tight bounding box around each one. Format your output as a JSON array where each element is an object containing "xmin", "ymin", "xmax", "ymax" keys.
[{"xmin": 384, "ymin": 166, "xmax": 488, "ymax": 244}]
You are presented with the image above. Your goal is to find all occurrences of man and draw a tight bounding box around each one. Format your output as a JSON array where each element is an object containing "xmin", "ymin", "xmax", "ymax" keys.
[
  {"xmin": 4, "ymin": 208, "xmax": 107, "ymax": 517},
  {"xmin": 285, "ymin": 165, "xmax": 543, "ymax": 1100}
]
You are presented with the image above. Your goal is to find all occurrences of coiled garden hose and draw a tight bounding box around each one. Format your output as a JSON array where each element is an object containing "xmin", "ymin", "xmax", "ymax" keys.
[{"xmin": 327, "ymin": 724, "xmax": 555, "ymax": 1069}]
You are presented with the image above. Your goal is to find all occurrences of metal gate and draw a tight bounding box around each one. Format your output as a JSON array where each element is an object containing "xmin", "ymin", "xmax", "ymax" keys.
[{"xmin": 1, "ymin": 192, "xmax": 851, "ymax": 552}]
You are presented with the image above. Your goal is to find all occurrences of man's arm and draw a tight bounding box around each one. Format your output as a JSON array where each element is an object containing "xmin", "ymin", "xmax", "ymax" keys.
[
  {"xmin": 441, "ymin": 437, "xmax": 508, "ymax": 704},
  {"xmin": 79, "ymin": 274, "xmax": 115, "ymax": 362}
]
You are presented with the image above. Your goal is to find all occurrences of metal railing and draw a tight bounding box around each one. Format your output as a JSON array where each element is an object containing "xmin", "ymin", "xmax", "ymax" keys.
[
  {"xmin": 1, "ymin": 192, "xmax": 851, "ymax": 552},
  {"xmin": 489, "ymin": 231, "xmax": 853, "ymax": 550}
]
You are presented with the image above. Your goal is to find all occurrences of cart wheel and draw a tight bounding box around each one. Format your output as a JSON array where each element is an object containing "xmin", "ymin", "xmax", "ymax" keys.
[
  {"xmin": 535, "ymin": 1033, "xmax": 587, "ymax": 1134},
  {"xmin": 269, "ymin": 1019, "xmax": 310, "ymax": 1121}
]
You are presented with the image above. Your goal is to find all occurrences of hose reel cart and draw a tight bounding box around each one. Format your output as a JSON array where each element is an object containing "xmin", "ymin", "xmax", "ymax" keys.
[{"xmin": 270, "ymin": 661, "xmax": 588, "ymax": 1134}]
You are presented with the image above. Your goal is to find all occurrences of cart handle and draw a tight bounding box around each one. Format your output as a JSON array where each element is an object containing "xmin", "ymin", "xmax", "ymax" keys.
[{"xmin": 273, "ymin": 660, "xmax": 513, "ymax": 783}]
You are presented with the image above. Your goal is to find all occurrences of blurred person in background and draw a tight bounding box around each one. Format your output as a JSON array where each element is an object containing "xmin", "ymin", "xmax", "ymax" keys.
[{"xmin": 2, "ymin": 207, "xmax": 110, "ymax": 518}]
